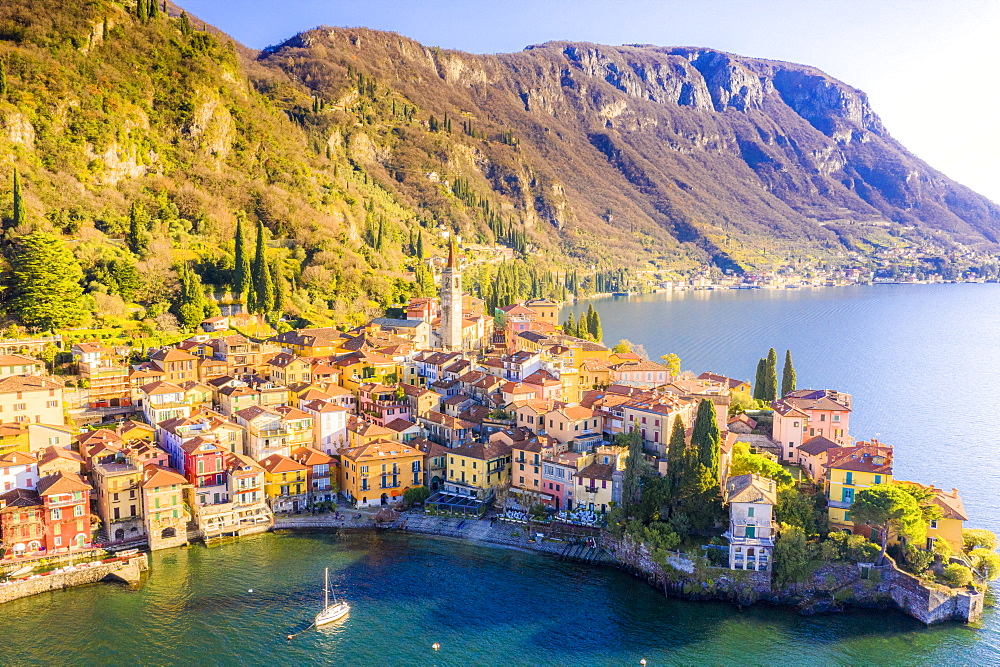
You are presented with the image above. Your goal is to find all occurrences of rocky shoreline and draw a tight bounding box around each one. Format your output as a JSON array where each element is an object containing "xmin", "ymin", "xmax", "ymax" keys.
[{"xmin": 273, "ymin": 512, "xmax": 985, "ymax": 626}]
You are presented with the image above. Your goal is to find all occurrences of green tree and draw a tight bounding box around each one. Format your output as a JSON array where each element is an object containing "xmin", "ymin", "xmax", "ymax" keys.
[
  {"xmin": 774, "ymin": 487, "xmax": 818, "ymax": 535},
  {"xmin": 416, "ymin": 229, "xmax": 425, "ymax": 259},
  {"xmin": 9, "ymin": 232, "xmax": 86, "ymax": 330},
  {"xmin": 850, "ymin": 483, "xmax": 925, "ymax": 564},
  {"xmin": 764, "ymin": 347, "xmax": 778, "ymax": 402},
  {"xmin": 137, "ymin": 0, "xmax": 148, "ymax": 22},
  {"xmin": 666, "ymin": 416, "xmax": 687, "ymax": 497},
  {"xmin": 619, "ymin": 427, "xmax": 649, "ymax": 513},
  {"xmin": 781, "ymin": 349, "xmax": 796, "ymax": 397},
  {"xmin": 963, "ymin": 529, "xmax": 998, "ymax": 552},
  {"xmin": 404, "ymin": 486, "xmax": 431, "ymax": 505},
  {"xmin": 126, "ymin": 202, "xmax": 149, "ymax": 255},
  {"xmin": 753, "ymin": 358, "xmax": 767, "ymax": 401},
  {"xmin": 11, "ymin": 168, "xmax": 26, "ymax": 232},
  {"xmin": 249, "ymin": 220, "xmax": 268, "ymax": 313},
  {"xmin": 271, "ymin": 256, "xmax": 285, "ymax": 313},
  {"xmin": 563, "ymin": 312, "xmax": 575, "ymax": 334},
  {"xmin": 148, "ymin": 0, "xmax": 159, "ymax": 18},
  {"xmin": 0, "ymin": 58, "xmax": 7, "ymax": 97},
  {"xmin": 729, "ymin": 441, "xmax": 794, "ymax": 487},
  {"xmin": 613, "ymin": 339, "xmax": 632, "ymax": 354},
  {"xmin": 773, "ymin": 523, "xmax": 812, "ymax": 586},
  {"xmin": 690, "ymin": 399, "xmax": 721, "ymax": 480},
  {"xmin": 588, "ymin": 306, "xmax": 602, "ymax": 341},
  {"xmin": 660, "ymin": 353, "xmax": 681, "ymax": 377},
  {"xmin": 233, "ymin": 213, "xmax": 251, "ymax": 299},
  {"xmin": 969, "ymin": 548, "xmax": 1000, "ymax": 581}
]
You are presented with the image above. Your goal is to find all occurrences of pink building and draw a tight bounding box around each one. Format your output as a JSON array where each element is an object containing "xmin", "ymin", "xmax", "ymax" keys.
[{"xmin": 357, "ymin": 383, "xmax": 411, "ymax": 427}]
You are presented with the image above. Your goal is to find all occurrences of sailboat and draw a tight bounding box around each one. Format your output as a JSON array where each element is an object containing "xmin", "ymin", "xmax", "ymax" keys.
[{"xmin": 314, "ymin": 567, "xmax": 349, "ymax": 626}]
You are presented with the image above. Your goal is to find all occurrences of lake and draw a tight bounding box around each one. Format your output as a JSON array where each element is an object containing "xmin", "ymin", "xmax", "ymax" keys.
[{"xmin": 5, "ymin": 283, "xmax": 999, "ymax": 665}]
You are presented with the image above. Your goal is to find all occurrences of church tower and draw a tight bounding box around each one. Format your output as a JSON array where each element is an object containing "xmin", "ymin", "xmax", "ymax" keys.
[{"xmin": 440, "ymin": 239, "xmax": 463, "ymax": 351}]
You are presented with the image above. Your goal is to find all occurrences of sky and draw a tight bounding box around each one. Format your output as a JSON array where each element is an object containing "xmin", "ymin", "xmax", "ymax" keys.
[{"xmin": 181, "ymin": 0, "xmax": 1000, "ymax": 203}]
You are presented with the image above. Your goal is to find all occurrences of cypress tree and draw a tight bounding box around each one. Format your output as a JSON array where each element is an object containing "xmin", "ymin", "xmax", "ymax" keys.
[
  {"xmin": 10, "ymin": 232, "xmax": 86, "ymax": 331},
  {"xmin": 666, "ymin": 416, "xmax": 687, "ymax": 496},
  {"xmin": 0, "ymin": 59, "xmax": 7, "ymax": 97},
  {"xmin": 148, "ymin": 0, "xmax": 159, "ymax": 18},
  {"xmin": 563, "ymin": 312, "xmax": 575, "ymax": 333},
  {"xmin": 260, "ymin": 260, "xmax": 275, "ymax": 313},
  {"xmin": 765, "ymin": 347, "xmax": 778, "ymax": 402},
  {"xmin": 137, "ymin": 0, "xmax": 148, "ymax": 22},
  {"xmin": 753, "ymin": 358, "xmax": 766, "ymax": 401},
  {"xmin": 249, "ymin": 220, "xmax": 267, "ymax": 313},
  {"xmin": 620, "ymin": 427, "xmax": 648, "ymax": 512},
  {"xmin": 781, "ymin": 349, "xmax": 796, "ymax": 398},
  {"xmin": 126, "ymin": 202, "xmax": 148, "ymax": 255},
  {"xmin": 271, "ymin": 256, "xmax": 285, "ymax": 313},
  {"xmin": 690, "ymin": 399, "xmax": 721, "ymax": 482},
  {"xmin": 588, "ymin": 306, "xmax": 602, "ymax": 341},
  {"xmin": 233, "ymin": 214, "xmax": 250, "ymax": 299},
  {"xmin": 11, "ymin": 169, "xmax": 26, "ymax": 231}
]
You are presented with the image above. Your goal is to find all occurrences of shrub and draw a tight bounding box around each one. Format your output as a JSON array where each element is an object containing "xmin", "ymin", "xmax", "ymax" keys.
[
  {"xmin": 403, "ymin": 486, "xmax": 430, "ymax": 505},
  {"xmin": 939, "ymin": 563, "xmax": 973, "ymax": 588},
  {"xmin": 969, "ymin": 548, "xmax": 1000, "ymax": 581},
  {"xmin": 773, "ymin": 523, "xmax": 811, "ymax": 586},
  {"xmin": 825, "ymin": 531, "xmax": 880, "ymax": 562},
  {"xmin": 901, "ymin": 545, "xmax": 933, "ymax": 574}
]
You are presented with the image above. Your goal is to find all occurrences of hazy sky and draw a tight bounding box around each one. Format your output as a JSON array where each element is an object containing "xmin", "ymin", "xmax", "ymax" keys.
[{"xmin": 181, "ymin": 0, "xmax": 1000, "ymax": 203}]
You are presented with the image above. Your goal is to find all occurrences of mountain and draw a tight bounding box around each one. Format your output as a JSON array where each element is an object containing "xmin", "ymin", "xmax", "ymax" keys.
[{"xmin": 0, "ymin": 1, "xmax": 996, "ymax": 330}]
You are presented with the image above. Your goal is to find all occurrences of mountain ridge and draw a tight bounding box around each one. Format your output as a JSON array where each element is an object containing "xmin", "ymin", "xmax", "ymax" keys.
[{"xmin": 0, "ymin": 1, "xmax": 996, "ymax": 331}]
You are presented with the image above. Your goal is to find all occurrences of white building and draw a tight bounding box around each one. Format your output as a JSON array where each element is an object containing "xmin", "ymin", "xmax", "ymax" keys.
[
  {"xmin": 724, "ymin": 473, "xmax": 777, "ymax": 572},
  {"xmin": 300, "ymin": 399, "xmax": 349, "ymax": 455}
]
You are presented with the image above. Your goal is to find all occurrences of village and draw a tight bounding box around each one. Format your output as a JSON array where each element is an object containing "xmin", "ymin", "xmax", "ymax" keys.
[{"xmin": 0, "ymin": 242, "xmax": 994, "ymax": 620}]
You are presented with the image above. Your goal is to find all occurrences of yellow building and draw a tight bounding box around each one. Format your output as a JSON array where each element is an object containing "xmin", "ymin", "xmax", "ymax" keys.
[
  {"xmin": 898, "ymin": 481, "xmax": 968, "ymax": 554},
  {"xmin": 339, "ymin": 439, "xmax": 423, "ymax": 507},
  {"xmin": 825, "ymin": 441, "xmax": 893, "ymax": 530},
  {"xmin": 259, "ymin": 453, "xmax": 309, "ymax": 513},
  {"xmin": 271, "ymin": 327, "xmax": 345, "ymax": 358},
  {"xmin": 444, "ymin": 440, "xmax": 512, "ymax": 501},
  {"xmin": 0, "ymin": 423, "xmax": 30, "ymax": 457}
]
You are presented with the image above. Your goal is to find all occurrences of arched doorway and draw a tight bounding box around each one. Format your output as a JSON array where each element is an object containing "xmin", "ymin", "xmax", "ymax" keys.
[
  {"xmin": 380, "ymin": 493, "xmax": 389, "ymax": 506},
  {"xmin": 75, "ymin": 534, "xmax": 87, "ymax": 549},
  {"xmin": 162, "ymin": 527, "xmax": 176, "ymax": 540},
  {"xmin": 28, "ymin": 540, "xmax": 40, "ymax": 552},
  {"xmin": 114, "ymin": 528, "xmax": 125, "ymax": 541}
]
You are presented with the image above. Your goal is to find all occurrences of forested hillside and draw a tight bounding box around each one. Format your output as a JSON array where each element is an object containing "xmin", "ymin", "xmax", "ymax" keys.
[{"xmin": 0, "ymin": 1, "xmax": 997, "ymax": 334}]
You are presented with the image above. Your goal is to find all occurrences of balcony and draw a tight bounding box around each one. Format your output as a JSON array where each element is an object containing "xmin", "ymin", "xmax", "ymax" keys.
[{"xmin": 827, "ymin": 499, "xmax": 852, "ymax": 510}]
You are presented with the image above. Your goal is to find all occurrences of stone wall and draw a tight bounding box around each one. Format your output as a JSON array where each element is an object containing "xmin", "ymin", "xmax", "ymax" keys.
[{"xmin": 0, "ymin": 555, "xmax": 148, "ymax": 605}]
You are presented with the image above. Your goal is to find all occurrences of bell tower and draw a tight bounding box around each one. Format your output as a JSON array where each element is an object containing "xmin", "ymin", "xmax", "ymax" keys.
[{"xmin": 440, "ymin": 239, "xmax": 463, "ymax": 351}]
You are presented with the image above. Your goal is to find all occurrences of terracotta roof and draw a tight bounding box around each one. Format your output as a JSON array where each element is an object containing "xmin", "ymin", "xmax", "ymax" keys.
[
  {"xmin": 0, "ymin": 375, "xmax": 63, "ymax": 393},
  {"xmin": 825, "ymin": 441, "xmax": 893, "ymax": 474},
  {"xmin": 383, "ymin": 418, "xmax": 419, "ymax": 433},
  {"xmin": 290, "ymin": 446, "xmax": 333, "ymax": 467},
  {"xmin": 259, "ymin": 453, "xmax": 308, "ymax": 474},
  {"xmin": 0, "ymin": 487, "xmax": 42, "ymax": 510},
  {"xmin": 150, "ymin": 348, "xmax": 198, "ymax": 362},
  {"xmin": 141, "ymin": 380, "xmax": 184, "ymax": 396},
  {"xmin": 276, "ymin": 405, "xmax": 313, "ymax": 421},
  {"xmin": 0, "ymin": 353, "xmax": 41, "ymax": 367},
  {"xmin": 576, "ymin": 462, "xmax": 614, "ymax": 482},
  {"xmin": 302, "ymin": 399, "xmax": 348, "ymax": 414},
  {"xmin": 143, "ymin": 466, "xmax": 189, "ymax": 489},
  {"xmin": 798, "ymin": 435, "xmax": 838, "ymax": 456},
  {"xmin": 341, "ymin": 439, "xmax": 421, "ymax": 462},
  {"xmin": 36, "ymin": 471, "xmax": 91, "ymax": 496},
  {"xmin": 235, "ymin": 405, "xmax": 278, "ymax": 421},
  {"xmin": 450, "ymin": 440, "xmax": 511, "ymax": 461},
  {"xmin": 0, "ymin": 451, "xmax": 36, "ymax": 468}
]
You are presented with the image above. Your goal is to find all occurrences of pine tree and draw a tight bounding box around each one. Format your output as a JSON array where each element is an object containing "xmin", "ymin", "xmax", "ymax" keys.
[
  {"xmin": 9, "ymin": 232, "xmax": 86, "ymax": 331},
  {"xmin": 753, "ymin": 358, "xmax": 767, "ymax": 401},
  {"xmin": 11, "ymin": 168, "xmax": 26, "ymax": 232},
  {"xmin": 233, "ymin": 213, "xmax": 250, "ymax": 299},
  {"xmin": 690, "ymin": 399, "xmax": 721, "ymax": 480},
  {"xmin": 765, "ymin": 347, "xmax": 778, "ymax": 402},
  {"xmin": 782, "ymin": 349, "xmax": 796, "ymax": 398}
]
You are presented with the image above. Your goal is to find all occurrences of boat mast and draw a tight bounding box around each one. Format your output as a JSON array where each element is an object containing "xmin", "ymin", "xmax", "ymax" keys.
[{"xmin": 324, "ymin": 567, "xmax": 329, "ymax": 609}]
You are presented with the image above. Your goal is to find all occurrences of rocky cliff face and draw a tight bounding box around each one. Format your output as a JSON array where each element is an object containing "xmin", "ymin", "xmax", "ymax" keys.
[{"xmin": 262, "ymin": 29, "xmax": 1000, "ymax": 269}]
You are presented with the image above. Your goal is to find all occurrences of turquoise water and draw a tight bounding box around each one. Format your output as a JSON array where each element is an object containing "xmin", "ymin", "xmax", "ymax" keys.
[
  {"xmin": 3, "ymin": 531, "xmax": 997, "ymax": 665},
  {"xmin": 5, "ymin": 284, "xmax": 1000, "ymax": 665}
]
